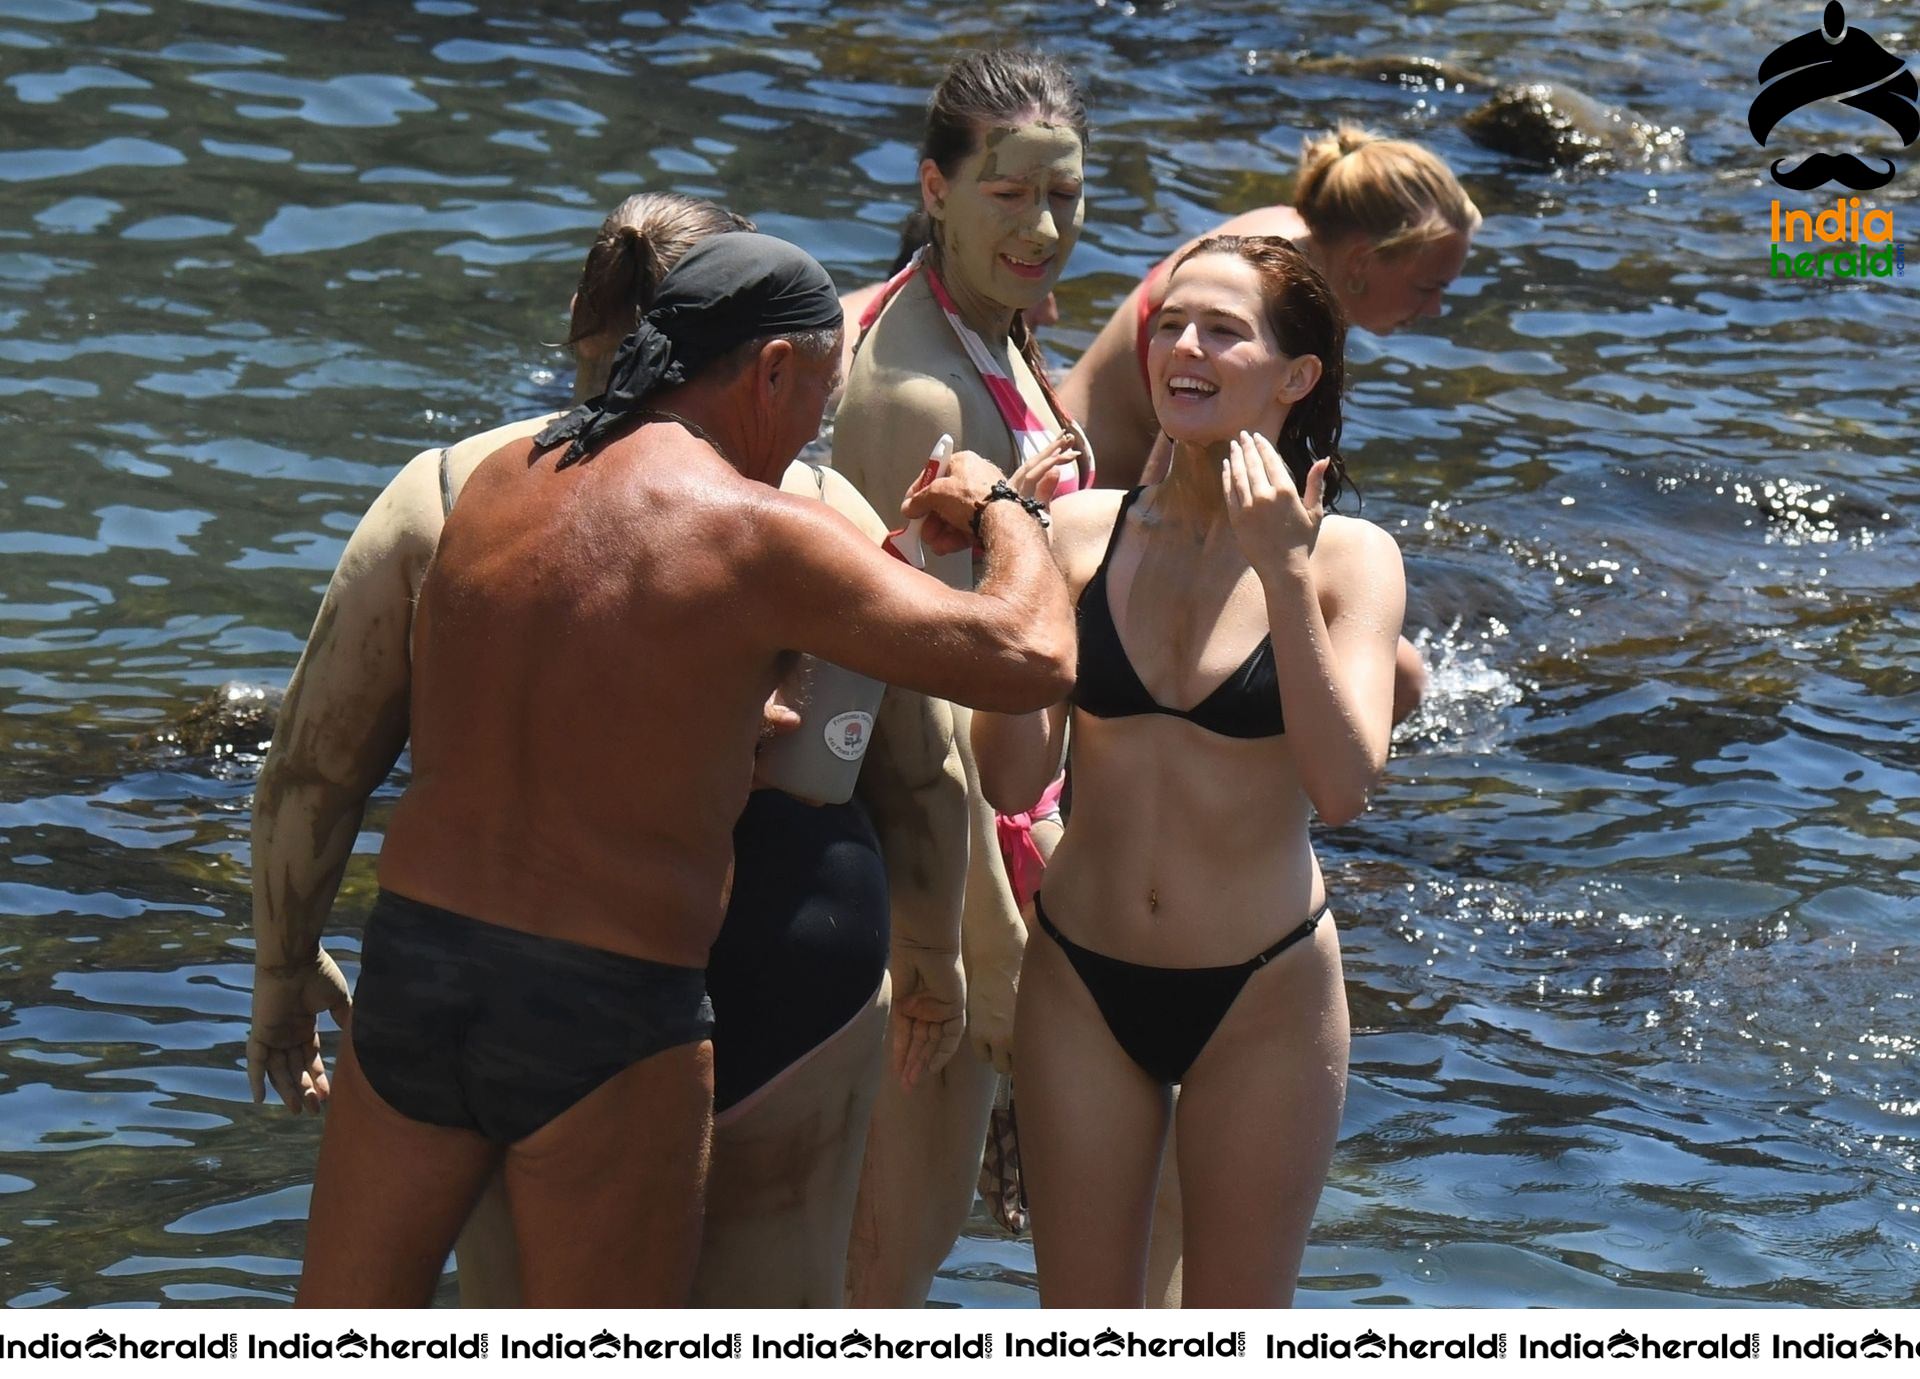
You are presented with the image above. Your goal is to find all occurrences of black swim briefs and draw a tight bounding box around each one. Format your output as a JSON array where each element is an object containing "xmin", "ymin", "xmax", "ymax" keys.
[{"xmin": 349, "ymin": 890, "xmax": 715, "ymax": 1144}]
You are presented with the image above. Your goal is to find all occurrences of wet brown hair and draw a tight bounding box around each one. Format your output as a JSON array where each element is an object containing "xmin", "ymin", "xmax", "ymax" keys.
[
  {"xmin": 922, "ymin": 48, "xmax": 1089, "ymax": 179},
  {"xmin": 1172, "ymin": 233, "xmax": 1352, "ymax": 508},
  {"xmin": 1294, "ymin": 124, "xmax": 1481, "ymax": 260},
  {"xmin": 566, "ymin": 192, "xmax": 754, "ymax": 353},
  {"xmin": 922, "ymin": 49, "xmax": 1089, "ymax": 429}
]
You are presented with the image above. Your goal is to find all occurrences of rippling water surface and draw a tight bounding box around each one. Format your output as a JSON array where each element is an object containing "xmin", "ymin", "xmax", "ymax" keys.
[{"xmin": 2, "ymin": 0, "xmax": 1916, "ymax": 1309}]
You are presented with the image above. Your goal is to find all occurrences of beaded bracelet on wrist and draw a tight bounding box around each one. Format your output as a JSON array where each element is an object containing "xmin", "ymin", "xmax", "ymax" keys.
[{"xmin": 970, "ymin": 480, "xmax": 1050, "ymax": 540}]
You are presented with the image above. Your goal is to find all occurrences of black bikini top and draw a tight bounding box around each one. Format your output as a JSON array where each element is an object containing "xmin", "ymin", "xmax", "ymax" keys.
[{"xmin": 1071, "ymin": 488, "xmax": 1285, "ymax": 739}]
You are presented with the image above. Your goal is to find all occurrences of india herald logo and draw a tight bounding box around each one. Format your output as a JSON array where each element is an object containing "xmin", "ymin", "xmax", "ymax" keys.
[{"xmin": 1750, "ymin": 1, "xmax": 1919, "ymax": 189}]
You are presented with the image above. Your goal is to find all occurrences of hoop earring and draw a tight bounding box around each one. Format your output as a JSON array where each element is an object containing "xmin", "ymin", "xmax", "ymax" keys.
[{"xmin": 1345, "ymin": 275, "xmax": 1367, "ymax": 295}]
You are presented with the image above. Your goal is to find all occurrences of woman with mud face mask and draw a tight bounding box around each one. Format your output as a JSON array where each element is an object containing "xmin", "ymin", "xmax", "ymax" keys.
[{"xmin": 831, "ymin": 48, "xmax": 1092, "ymax": 1307}]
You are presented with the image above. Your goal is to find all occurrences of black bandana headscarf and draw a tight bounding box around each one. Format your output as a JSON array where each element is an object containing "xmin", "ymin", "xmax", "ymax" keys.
[{"xmin": 535, "ymin": 231, "xmax": 843, "ymax": 468}]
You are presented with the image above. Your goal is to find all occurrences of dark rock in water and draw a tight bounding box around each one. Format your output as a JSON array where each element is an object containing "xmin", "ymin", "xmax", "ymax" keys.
[
  {"xmin": 150, "ymin": 681, "xmax": 284, "ymax": 760},
  {"xmin": 1293, "ymin": 54, "xmax": 1496, "ymax": 93},
  {"xmin": 1644, "ymin": 465, "xmax": 1897, "ymax": 544},
  {"xmin": 1462, "ymin": 82, "xmax": 1685, "ymax": 170},
  {"xmin": 1401, "ymin": 555, "xmax": 1531, "ymax": 634}
]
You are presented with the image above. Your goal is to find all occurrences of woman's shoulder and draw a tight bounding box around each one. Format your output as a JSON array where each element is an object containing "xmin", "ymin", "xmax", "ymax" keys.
[
  {"xmin": 1318, "ymin": 510, "xmax": 1399, "ymax": 550},
  {"xmin": 1210, "ymin": 204, "xmax": 1311, "ymax": 242},
  {"xmin": 847, "ymin": 281, "xmax": 1001, "ymax": 408},
  {"xmin": 842, "ymin": 354, "xmax": 970, "ymax": 423},
  {"xmin": 842, "ymin": 285, "xmax": 964, "ymax": 408},
  {"xmin": 849, "ymin": 272, "xmax": 945, "ymax": 364},
  {"xmin": 359, "ymin": 414, "xmax": 557, "ymax": 574},
  {"xmin": 1048, "ymin": 487, "xmax": 1129, "ymax": 578},
  {"xmin": 1313, "ymin": 511, "xmax": 1404, "ymax": 586},
  {"xmin": 1052, "ymin": 486, "xmax": 1129, "ymax": 529},
  {"xmin": 347, "ymin": 446, "xmax": 446, "ymax": 573},
  {"xmin": 785, "ymin": 462, "xmax": 888, "ymax": 543},
  {"xmin": 833, "ymin": 364, "xmax": 971, "ymax": 484}
]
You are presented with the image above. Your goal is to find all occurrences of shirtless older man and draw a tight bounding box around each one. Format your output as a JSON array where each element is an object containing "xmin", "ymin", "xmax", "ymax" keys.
[{"xmin": 287, "ymin": 231, "xmax": 1073, "ymax": 1308}]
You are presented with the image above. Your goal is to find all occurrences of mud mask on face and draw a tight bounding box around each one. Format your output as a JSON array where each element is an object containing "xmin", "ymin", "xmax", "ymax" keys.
[{"xmin": 930, "ymin": 121, "xmax": 1084, "ymax": 313}]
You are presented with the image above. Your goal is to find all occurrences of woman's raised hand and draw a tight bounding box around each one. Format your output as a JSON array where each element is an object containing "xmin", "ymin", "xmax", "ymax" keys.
[
  {"xmin": 1007, "ymin": 428, "xmax": 1084, "ymax": 508},
  {"xmin": 1222, "ymin": 429, "xmax": 1328, "ymax": 578}
]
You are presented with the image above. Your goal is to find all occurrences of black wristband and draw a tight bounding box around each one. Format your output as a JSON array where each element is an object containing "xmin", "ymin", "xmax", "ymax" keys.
[{"xmin": 970, "ymin": 479, "xmax": 1050, "ymax": 540}]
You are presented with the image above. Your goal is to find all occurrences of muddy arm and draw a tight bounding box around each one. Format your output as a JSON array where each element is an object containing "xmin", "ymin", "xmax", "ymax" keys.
[
  {"xmin": 857, "ymin": 690, "xmax": 969, "ymax": 1086},
  {"xmin": 248, "ymin": 451, "xmax": 441, "ymax": 1110}
]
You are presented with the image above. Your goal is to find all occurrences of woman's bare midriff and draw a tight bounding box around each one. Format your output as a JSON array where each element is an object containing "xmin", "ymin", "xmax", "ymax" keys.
[{"xmin": 1037, "ymin": 710, "xmax": 1324, "ymax": 968}]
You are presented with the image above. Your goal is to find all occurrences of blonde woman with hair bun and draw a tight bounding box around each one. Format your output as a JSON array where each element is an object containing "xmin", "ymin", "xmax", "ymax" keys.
[
  {"xmin": 1061, "ymin": 123, "xmax": 1480, "ymax": 492},
  {"xmin": 1290, "ymin": 124, "xmax": 1482, "ymax": 287}
]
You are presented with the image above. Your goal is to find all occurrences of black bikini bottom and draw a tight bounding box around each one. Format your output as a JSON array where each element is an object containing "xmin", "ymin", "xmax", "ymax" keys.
[
  {"xmin": 350, "ymin": 890, "xmax": 715, "ymax": 1144},
  {"xmin": 709, "ymin": 790, "xmax": 890, "ymax": 1113},
  {"xmin": 1033, "ymin": 893, "xmax": 1327, "ymax": 1086}
]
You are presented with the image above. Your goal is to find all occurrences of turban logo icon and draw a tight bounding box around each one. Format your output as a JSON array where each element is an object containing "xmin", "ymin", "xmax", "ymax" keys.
[{"xmin": 1751, "ymin": 2, "xmax": 1919, "ymax": 189}]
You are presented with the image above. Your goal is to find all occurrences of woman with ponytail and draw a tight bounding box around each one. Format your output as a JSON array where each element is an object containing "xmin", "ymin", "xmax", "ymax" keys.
[
  {"xmin": 250, "ymin": 191, "xmax": 967, "ymax": 1305},
  {"xmin": 974, "ymin": 236, "xmax": 1405, "ymax": 1307},
  {"xmin": 831, "ymin": 48, "xmax": 1093, "ymax": 1307}
]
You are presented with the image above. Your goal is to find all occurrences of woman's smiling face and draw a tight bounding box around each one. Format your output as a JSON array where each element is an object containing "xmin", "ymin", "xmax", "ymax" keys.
[
  {"xmin": 922, "ymin": 118, "xmax": 1084, "ymax": 311},
  {"xmin": 1149, "ymin": 252, "xmax": 1317, "ymax": 447}
]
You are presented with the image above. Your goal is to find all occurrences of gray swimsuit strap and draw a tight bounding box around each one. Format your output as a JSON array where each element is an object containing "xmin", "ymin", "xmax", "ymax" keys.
[{"xmin": 437, "ymin": 447, "xmax": 455, "ymax": 518}]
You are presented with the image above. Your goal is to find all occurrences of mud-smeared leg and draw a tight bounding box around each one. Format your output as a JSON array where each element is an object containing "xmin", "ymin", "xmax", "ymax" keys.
[{"xmin": 695, "ymin": 983, "xmax": 888, "ymax": 1307}]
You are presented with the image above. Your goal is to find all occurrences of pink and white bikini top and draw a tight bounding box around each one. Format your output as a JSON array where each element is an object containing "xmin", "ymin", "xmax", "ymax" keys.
[{"xmin": 857, "ymin": 247, "xmax": 1092, "ymax": 495}]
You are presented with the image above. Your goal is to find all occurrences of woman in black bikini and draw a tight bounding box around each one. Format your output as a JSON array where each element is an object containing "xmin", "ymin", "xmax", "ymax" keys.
[{"xmin": 974, "ymin": 235, "xmax": 1406, "ymax": 1307}]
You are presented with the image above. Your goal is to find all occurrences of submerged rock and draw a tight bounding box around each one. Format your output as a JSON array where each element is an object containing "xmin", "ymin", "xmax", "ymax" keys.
[
  {"xmin": 1292, "ymin": 53, "xmax": 1495, "ymax": 94},
  {"xmin": 1463, "ymin": 82, "xmax": 1685, "ymax": 170},
  {"xmin": 1284, "ymin": 57, "xmax": 1686, "ymax": 174},
  {"xmin": 149, "ymin": 681, "xmax": 283, "ymax": 761}
]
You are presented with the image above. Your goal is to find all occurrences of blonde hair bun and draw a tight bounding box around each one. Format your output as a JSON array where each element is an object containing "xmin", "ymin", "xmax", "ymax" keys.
[{"xmin": 1293, "ymin": 123, "xmax": 1481, "ymax": 258}]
